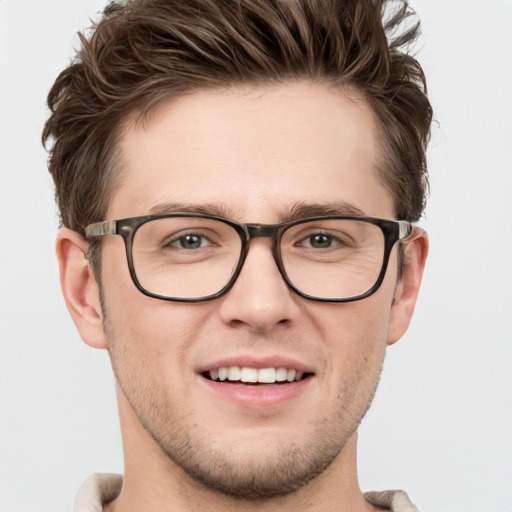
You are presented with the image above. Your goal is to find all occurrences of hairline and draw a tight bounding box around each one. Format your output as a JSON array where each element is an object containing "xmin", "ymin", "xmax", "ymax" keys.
[{"xmin": 104, "ymin": 78, "xmax": 397, "ymax": 219}]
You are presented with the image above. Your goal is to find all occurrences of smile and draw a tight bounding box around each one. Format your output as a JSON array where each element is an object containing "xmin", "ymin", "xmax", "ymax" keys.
[
  {"xmin": 199, "ymin": 358, "xmax": 315, "ymax": 407},
  {"xmin": 205, "ymin": 366, "xmax": 310, "ymax": 384}
]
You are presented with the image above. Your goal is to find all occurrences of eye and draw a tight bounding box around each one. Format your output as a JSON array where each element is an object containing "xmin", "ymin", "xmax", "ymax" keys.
[
  {"xmin": 301, "ymin": 233, "xmax": 338, "ymax": 249},
  {"xmin": 168, "ymin": 233, "xmax": 211, "ymax": 250}
]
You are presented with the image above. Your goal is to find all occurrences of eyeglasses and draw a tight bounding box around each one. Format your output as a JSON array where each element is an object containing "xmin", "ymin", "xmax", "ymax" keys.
[{"xmin": 85, "ymin": 213, "xmax": 414, "ymax": 303}]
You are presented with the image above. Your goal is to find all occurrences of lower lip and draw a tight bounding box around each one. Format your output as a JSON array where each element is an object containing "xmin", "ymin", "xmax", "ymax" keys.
[{"xmin": 200, "ymin": 376, "xmax": 312, "ymax": 408}]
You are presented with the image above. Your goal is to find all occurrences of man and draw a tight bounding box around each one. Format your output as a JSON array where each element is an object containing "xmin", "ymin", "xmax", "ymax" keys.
[{"xmin": 43, "ymin": 0, "xmax": 432, "ymax": 510}]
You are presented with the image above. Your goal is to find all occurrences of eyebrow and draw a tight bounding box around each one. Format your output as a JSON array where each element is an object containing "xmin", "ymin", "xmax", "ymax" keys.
[
  {"xmin": 149, "ymin": 202, "xmax": 234, "ymax": 217},
  {"xmin": 283, "ymin": 202, "xmax": 366, "ymax": 221},
  {"xmin": 148, "ymin": 201, "xmax": 366, "ymax": 221}
]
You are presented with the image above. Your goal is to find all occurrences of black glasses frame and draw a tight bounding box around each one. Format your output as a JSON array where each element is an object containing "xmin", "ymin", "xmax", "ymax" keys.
[{"xmin": 85, "ymin": 213, "xmax": 413, "ymax": 303}]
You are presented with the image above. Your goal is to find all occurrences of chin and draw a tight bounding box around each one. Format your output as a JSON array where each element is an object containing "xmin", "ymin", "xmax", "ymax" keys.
[{"xmin": 157, "ymin": 434, "xmax": 344, "ymax": 500}]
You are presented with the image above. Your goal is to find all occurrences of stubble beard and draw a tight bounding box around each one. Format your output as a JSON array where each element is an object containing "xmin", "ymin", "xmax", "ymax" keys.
[
  {"xmin": 156, "ymin": 428, "xmax": 344, "ymax": 500},
  {"xmin": 113, "ymin": 357, "xmax": 381, "ymax": 501},
  {"xmin": 101, "ymin": 294, "xmax": 382, "ymax": 501},
  {"xmin": 119, "ymin": 378, "xmax": 377, "ymax": 502}
]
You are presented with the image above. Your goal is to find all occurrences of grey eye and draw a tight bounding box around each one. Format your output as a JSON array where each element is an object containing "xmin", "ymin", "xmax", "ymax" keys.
[
  {"xmin": 174, "ymin": 234, "xmax": 207, "ymax": 249},
  {"xmin": 306, "ymin": 234, "xmax": 333, "ymax": 249}
]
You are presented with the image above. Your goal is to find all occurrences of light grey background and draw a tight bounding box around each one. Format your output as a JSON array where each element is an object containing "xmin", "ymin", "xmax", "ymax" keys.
[{"xmin": 0, "ymin": 1, "xmax": 511, "ymax": 510}]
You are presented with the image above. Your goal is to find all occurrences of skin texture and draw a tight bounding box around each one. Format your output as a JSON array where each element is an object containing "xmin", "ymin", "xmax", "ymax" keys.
[{"xmin": 57, "ymin": 82, "xmax": 428, "ymax": 512}]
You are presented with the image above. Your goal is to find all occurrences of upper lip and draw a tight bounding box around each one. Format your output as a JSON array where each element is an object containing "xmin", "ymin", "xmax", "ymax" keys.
[{"xmin": 197, "ymin": 354, "xmax": 315, "ymax": 374}]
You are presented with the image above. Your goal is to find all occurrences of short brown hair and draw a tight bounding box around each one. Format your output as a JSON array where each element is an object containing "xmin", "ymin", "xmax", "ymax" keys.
[{"xmin": 43, "ymin": 0, "xmax": 432, "ymax": 238}]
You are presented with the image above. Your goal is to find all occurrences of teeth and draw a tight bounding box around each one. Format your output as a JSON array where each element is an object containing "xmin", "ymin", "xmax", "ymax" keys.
[
  {"xmin": 275, "ymin": 367, "xmax": 287, "ymax": 382},
  {"xmin": 240, "ymin": 367, "xmax": 258, "ymax": 382},
  {"xmin": 258, "ymin": 368, "xmax": 276, "ymax": 383},
  {"xmin": 208, "ymin": 366, "xmax": 307, "ymax": 384},
  {"xmin": 228, "ymin": 366, "xmax": 241, "ymax": 381}
]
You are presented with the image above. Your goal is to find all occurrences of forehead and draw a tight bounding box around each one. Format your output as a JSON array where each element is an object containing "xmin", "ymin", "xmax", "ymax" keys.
[{"xmin": 111, "ymin": 82, "xmax": 393, "ymax": 221}]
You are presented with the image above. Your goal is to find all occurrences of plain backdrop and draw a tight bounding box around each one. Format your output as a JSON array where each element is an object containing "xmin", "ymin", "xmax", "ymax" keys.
[{"xmin": 0, "ymin": 1, "xmax": 511, "ymax": 511}]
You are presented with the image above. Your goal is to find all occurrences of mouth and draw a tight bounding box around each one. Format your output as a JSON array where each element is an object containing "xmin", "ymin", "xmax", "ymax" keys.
[
  {"xmin": 198, "ymin": 358, "xmax": 315, "ymax": 407},
  {"xmin": 202, "ymin": 366, "xmax": 313, "ymax": 385}
]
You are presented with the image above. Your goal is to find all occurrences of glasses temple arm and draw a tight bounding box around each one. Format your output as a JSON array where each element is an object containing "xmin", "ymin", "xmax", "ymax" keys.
[{"xmin": 85, "ymin": 220, "xmax": 118, "ymax": 238}]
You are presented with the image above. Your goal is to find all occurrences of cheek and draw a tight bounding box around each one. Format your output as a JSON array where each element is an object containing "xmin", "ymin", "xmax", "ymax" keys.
[
  {"xmin": 105, "ymin": 294, "xmax": 213, "ymax": 362},
  {"xmin": 306, "ymin": 292, "xmax": 393, "ymax": 385},
  {"xmin": 102, "ymin": 295, "xmax": 215, "ymax": 422},
  {"xmin": 311, "ymin": 296, "xmax": 391, "ymax": 348},
  {"xmin": 101, "ymin": 238, "xmax": 205, "ymax": 346}
]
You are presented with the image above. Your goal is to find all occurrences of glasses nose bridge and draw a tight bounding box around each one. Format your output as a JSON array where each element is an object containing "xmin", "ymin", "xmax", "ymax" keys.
[
  {"xmin": 241, "ymin": 223, "xmax": 284, "ymax": 271},
  {"xmin": 245, "ymin": 223, "xmax": 281, "ymax": 241}
]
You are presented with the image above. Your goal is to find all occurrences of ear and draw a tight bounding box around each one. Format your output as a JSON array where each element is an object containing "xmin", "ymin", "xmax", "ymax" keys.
[
  {"xmin": 56, "ymin": 228, "xmax": 108, "ymax": 349},
  {"xmin": 387, "ymin": 228, "xmax": 429, "ymax": 345}
]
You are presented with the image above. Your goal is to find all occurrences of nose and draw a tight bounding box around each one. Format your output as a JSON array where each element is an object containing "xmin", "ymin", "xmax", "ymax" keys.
[{"xmin": 217, "ymin": 238, "xmax": 300, "ymax": 334}]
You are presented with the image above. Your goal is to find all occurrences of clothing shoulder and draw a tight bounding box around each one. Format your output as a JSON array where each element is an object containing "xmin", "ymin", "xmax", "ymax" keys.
[
  {"xmin": 74, "ymin": 473, "xmax": 122, "ymax": 512},
  {"xmin": 364, "ymin": 490, "xmax": 421, "ymax": 512}
]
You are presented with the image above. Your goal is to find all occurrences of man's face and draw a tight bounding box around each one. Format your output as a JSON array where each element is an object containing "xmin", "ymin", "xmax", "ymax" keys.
[{"xmin": 97, "ymin": 82, "xmax": 406, "ymax": 498}]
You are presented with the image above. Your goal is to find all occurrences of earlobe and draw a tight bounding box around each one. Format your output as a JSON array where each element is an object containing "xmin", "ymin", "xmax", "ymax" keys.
[
  {"xmin": 56, "ymin": 228, "xmax": 108, "ymax": 349},
  {"xmin": 387, "ymin": 228, "xmax": 429, "ymax": 345}
]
